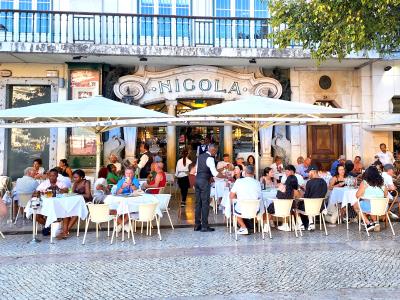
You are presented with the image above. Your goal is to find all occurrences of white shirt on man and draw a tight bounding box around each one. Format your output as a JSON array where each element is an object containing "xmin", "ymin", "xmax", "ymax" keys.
[
  {"xmin": 382, "ymin": 172, "xmax": 395, "ymax": 188},
  {"xmin": 58, "ymin": 174, "xmax": 71, "ymax": 188},
  {"xmin": 231, "ymin": 177, "xmax": 262, "ymax": 201},
  {"xmin": 280, "ymin": 173, "xmax": 305, "ymax": 187},
  {"xmin": 36, "ymin": 180, "xmax": 67, "ymax": 193},
  {"xmin": 270, "ymin": 163, "xmax": 284, "ymax": 180},
  {"xmin": 138, "ymin": 152, "xmax": 150, "ymax": 169},
  {"xmin": 15, "ymin": 176, "xmax": 39, "ymax": 194},
  {"xmin": 194, "ymin": 151, "xmax": 218, "ymax": 177},
  {"xmin": 376, "ymin": 151, "xmax": 394, "ymax": 165}
]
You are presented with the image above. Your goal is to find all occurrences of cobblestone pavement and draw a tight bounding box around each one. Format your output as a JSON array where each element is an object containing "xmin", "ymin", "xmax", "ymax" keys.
[{"xmin": 1, "ymin": 223, "xmax": 400, "ymax": 299}]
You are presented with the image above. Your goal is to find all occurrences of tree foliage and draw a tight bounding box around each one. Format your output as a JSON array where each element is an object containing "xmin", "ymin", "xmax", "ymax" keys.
[{"xmin": 269, "ymin": 0, "xmax": 400, "ymax": 61}]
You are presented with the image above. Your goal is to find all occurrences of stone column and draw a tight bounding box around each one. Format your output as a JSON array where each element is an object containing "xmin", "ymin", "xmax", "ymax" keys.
[
  {"xmin": 166, "ymin": 101, "xmax": 177, "ymax": 173},
  {"xmin": 223, "ymin": 125, "xmax": 233, "ymax": 159},
  {"xmin": 259, "ymin": 127, "xmax": 273, "ymax": 170}
]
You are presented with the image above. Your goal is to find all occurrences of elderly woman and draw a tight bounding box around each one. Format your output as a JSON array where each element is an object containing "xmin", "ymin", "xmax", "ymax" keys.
[
  {"xmin": 353, "ymin": 166, "xmax": 387, "ymax": 232},
  {"xmin": 142, "ymin": 162, "xmax": 167, "ymax": 194}
]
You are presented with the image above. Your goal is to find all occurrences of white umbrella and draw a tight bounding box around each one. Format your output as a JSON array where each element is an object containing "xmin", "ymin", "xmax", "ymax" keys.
[
  {"xmin": 183, "ymin": 95, "xmax": 355, "ymax": 178},
  {"xmin": 0, "ymin": 96, "xmax": 173, "ymax": 175},
  {"xmin": 369, "ymin": 114, "xmax": 400, "ymax": 129}
]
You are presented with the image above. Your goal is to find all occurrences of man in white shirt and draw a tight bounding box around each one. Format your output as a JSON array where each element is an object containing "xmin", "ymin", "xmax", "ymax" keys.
[
  {"xmin": 229, "ymin": 165, "xmax": 261, "ymax": 235},
  {"xmin": 14, "ymin": 167, "xmax": 39, "ymax": 218},
  {"xmin": 36, "ymin": 168, "xmax": 68, "ymax": 193},
  {"xmin": 382, "ymin": 164, "xmax": 399, "ymax": 220},
  {"xmin": 376, "ymin": 143, "xmax": 394, "ymax": 166},
  {"xmin": 217, "ymin": 154, "xmax": 233, "ymax": 172},
  {"xmin": 280, "ymin": 165, "xmax": 305, "ymax": 188},
  {"xmin": 138, "ymin": 143, "xmax": 153, "ymax": 178}
]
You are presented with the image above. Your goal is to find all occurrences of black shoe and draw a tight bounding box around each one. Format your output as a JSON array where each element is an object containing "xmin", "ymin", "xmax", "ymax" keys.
[
  {"xmin": 42, "ymin": 227, "xmax": 51, "ymax": 236},
  {"xmin": 194, "ymin": 225, "xmax": 201, "ymax": 231},
  {"xmin": 181, "ymin": 202, "xmax": 186, "ymax": 207},
  {"xmin": 201, "ymin": 227, "xmax": 215, "ymax": 232}
]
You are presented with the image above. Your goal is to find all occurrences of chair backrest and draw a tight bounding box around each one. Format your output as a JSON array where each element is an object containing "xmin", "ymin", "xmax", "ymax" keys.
[
  {"xmin": 237, "ymin": 199, "xmax": 259, "ymax": 219},
  {"xmin": 145, "ymin": 187, "xmax": 165, "ymax": 194},
  {"xmin": 87, "ymin": 203, "xmax": 111, "ymax": 223},
  {"xmin": 369, "ymin": 198, "xmax": 390, "ymax": 216},
  {"xmin": 272, "ymin": 199, "xmax": 293, "ymax": 217},
  {"xmin": 138, "ymin": 202, "xmax": 158, "ymax": 222},
  {"xmin": 303, "ymin": 198, "xmax": 325, "ymax": 216},
  {"xmin": 17, "ymin": 192, "xmax": 32, "ymax": 208},
  {"xmin": 153, "ymin": 194, "xmax": 171, "ymax": 211}
]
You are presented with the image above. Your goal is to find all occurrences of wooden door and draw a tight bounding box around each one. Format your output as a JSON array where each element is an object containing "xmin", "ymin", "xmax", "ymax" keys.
[{"xmin": 307, "ymin": 125, "xmax": 343, "ymax": 171}]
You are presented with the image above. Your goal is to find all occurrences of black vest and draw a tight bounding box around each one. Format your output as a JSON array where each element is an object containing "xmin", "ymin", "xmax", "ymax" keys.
[
  {"xmin": 198, "ymin": 144, "xmax": 208, "ymax": 155},
  {"xmin": 139, "ymin": 152, "xmax": 153, "ymax": 179},
  {"xmin": 196, "ymin": 152, "xmax": 213, "ymax": 181}
]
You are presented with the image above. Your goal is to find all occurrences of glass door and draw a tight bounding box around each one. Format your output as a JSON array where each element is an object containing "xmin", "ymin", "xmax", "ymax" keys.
[{"xmin": 7, "ymin": 85, "xmax": 51, "ymax": 179}]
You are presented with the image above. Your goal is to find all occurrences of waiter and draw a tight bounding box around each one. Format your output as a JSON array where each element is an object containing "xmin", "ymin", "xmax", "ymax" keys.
[
  {"xmin": 196, "ymin": 138, "xmax": 209, "ymax": 156},
  {"xmin": 138, "ymin": 143, "xmax": 153, "ymax": 179},
  {"xmin": 194, "ymin": 144, "xmax": 225, "ymax": 232}
]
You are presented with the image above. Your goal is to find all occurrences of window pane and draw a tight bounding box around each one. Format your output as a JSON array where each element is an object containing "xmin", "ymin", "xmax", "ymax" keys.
[
  {"xmin": 140, "ymin": 0, "xmax": 154, "ymax": 37},
  {"xmin": 19, "ymin": 0, "xmax": 32, "ymax": 33},
  {"xmin": 254, "ymin": 0, "xmax": 269, "ymax": 39},
  {"xmin": 216, "ymin": 0, "xmax": 231, "ymax": 39},
  {"xmin": 36, "ymin": 0, "xmax": 51, "ymax": 33},
  {"xmin": 7, "ymin": 85, "xmax": 51, "ymax": 180},
  {"xmin": 236, "ymin": 0, "xmax": 249, "ymax": 39},
  {"xmin": 0, "ymin": 0, "xmax": 14, "ymax": 32},
  {"xmin": 158, "ymin": 0, "xmax": 171, "ymax": 37},
  {"xmin": 176, "ymin": 0, "xmax": 189, "ymax": 37}
]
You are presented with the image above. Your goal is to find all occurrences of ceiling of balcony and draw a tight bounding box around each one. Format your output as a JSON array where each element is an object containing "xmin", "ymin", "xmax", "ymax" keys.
[{"xmin": 0, "ymin": 52, "xmax": 373, "ymax": 69}]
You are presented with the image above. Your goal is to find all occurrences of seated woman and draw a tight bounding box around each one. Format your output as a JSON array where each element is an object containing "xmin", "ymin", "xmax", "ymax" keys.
[
  {"xmin": 247, "ymin": 155, "xmax": 255, "ymax": 166},
  {"xmin": 142, "ymin": 162, "xmax": 166, "ymax": 194},
  {"xmin": 57, "ymin": 169, "xmax": 92, "ymax": 240},
  {"xmin": 266, "ymin": 175, "xmax": 301, "ymax": 232},
  {"xmin": 260, "ymin": 167, "xmax": 276, "ymax": 188},
  {"xmin": 32, "ymin": 158, "xmax": 46, "ymax": 179},
  {"xmin": 329, "ymin": 165, "xmax": 346, "ymax": 190},
  {"xmin": 146, "ymin": 162, "xmax": 158, "ymax": 184},
  {"xmin": 230, "ymin": 165, "xmax": 243, "ymax": 182},
  {"xmin": 353, "ymin": 166, "xmax": 387, "ymax": 232},
  {"xmin": 59, "ymin": 159, "xmax": 73, "ymax": 179},
  {"xmin": 93, "ymin": 177, "xmax": 109, "ymax": 203},
  {"xmin": 106, "ymin": 164, "xmax": 120, "ymax": 185}
]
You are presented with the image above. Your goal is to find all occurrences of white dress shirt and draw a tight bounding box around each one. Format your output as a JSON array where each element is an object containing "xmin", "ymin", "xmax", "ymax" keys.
[
  {"xmin": 58, "ymin": 174, "xmax": 71, "ymax": 188},
  {"xmin": 138, "ymin": 152, "xmax": 150, "ymax": 169},
  {"xmin": 280, "ymin": 173, "xmax": 305, "ymax": 187},
  {"xmin": 382, "ymin": 172, "xmax": 395, "ymax": 188},
  {"xmin": 376, "ymin": 151, "xmax": 394, "ymax": 165},
  {"xmin": 36, "ymin": 180, "xmax": 67, "ymax": 193},
  {"xmin": 206, "ymin": 156, "xmax": 219, "ymax": 177},
  {"xmin": 175, "ymin": 158, "xmax": 192, "ymax": 178},
  {"xmin": 270, "ymin": 163, "xmax": 284, "ymax": 180}
]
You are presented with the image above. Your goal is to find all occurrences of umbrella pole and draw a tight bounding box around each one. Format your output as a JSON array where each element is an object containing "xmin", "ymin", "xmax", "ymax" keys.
[
  {"xmin": 95, "ymin": 132, "xmax": 102, "ymax": 178},
  {"xmin": 254, "ymin": 129, "xmax": 260, "ymax": 180}
]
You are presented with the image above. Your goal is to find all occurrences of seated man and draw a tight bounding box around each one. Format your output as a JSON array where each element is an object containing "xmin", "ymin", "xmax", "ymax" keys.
[
  {"xmin": 116, "ymin": 167, "xmax": 140, "ymax": 195},
  {"xmin": 142, "ymin": 162, "xmax": 167, "ymax": 194},
  {"xmin": 35, "ymin": 168, "xmax": 68, "ymax": 236},
  {"xmin": 280, "ymin": 165, "xmax": 305, "ymax": 188},
  {"xmin": 229, "ymin": 165, "xmax": 261, "ymax": 235},
  {"xmin": 297, "ymin": 165, "xmax": 328, "ymax": 230},
  {"xmin": 382, "ymin": 164, "xmax": 399, "ymax": 219},
  {"xmin": 14, "ymin": 167, "xmax": 39, "ymax": 218}
]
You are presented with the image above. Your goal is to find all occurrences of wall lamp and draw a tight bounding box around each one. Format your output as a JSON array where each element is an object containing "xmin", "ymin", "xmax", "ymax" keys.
[
  {"xmin": 249, "ymin": 58, "xmax": 257, "ymax": 64},
  {"xmin": 384, "ymin": 66, "xmax": 392, "ymax": 71},
  {"xmin": 139, "ymin": 57, "xmax": 148, "ymax": 62}
]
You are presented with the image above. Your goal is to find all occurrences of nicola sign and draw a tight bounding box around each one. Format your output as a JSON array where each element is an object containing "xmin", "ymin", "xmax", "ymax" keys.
[{"xmin": 114, "ymin": 65, "xmax": 282, "ymax": 104}]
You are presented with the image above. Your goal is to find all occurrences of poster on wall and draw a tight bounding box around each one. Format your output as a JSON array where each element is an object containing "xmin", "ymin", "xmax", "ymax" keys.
[
  {"xmin": 70, "ymin": 70, "xmax": 100, "ymax": 99},
  {"xmin": 69, "ymin": 69, "xmax": 100, "ymax": 156}
]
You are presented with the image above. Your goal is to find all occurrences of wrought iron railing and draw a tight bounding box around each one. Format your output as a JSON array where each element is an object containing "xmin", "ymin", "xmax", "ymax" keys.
[{"xmin": 0, "ymin": 9, "xmax": 301, "ymax": 48}]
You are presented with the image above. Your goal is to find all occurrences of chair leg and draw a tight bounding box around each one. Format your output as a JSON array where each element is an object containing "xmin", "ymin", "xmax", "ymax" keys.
[
  {"xmin": 129, "ymin": 220, "xmax": 136, "ymax": 244},
  {"xmin": 0, "ymin": 231, "xmax": 4, "ymax": 239},
  {"xmin": 260, "ymin": 218, "xmax": 265, "ymax": 240},
  {"xmin": 234, "ymin": 215, "xmax": 238, "ymax": 241},
  {"xmin": 76, "ymin": 219, "xmax": 80, "ymax": 237},
  {"xmin": 266, "ymin": 214, "xmax": 272, "ymax": 239},
  {"xmin": 360, "ymin": 213, "xmax": 370, "ymax": 237},
  {"xmin": 292, "ymin": 215, "xmax": 298, "ymax": 238},
  {"xmin": 321, "ymin": 214, "xmax": 328, "ymax": 236},
  {"xmin": 110, "ymin": 219, "xmax": 116, "ymax": 245},
  {"xmin": 346, "ymin": 204, "xmax": 349, "ymax": 230},
  {"xmin": 107, "ymin": 221, "xmax": 110, "ymax": 237},
  {"xmin": 14, "ymin": 207, "xmax": 20, "ymax": 224},
  {"xmin": 387, "ymin": 213, "xmax": 396, "ymax": 236},
  {"xmin": 165, "ymin": 209, "xmax": 174, "ymax": 230},
  {"xmin": 82, "ymin": 218, "xmax": 90, "ymax": 245},
  {"xmin": 156, "ymin": 216, "xmax": 162, "ymax": 241},
  {"xmin": 297, "ymin": 213, "xmax": 303, "ymax": 237},
  {"xmin": 253, "ymin": 218, "xmax": 256, "ymax": 234},
  {"xmin": 96, "ymin": 223, "xmax": 99, "ymax": 238}
]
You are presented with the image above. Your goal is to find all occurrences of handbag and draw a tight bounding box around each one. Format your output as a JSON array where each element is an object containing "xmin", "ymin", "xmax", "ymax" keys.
[{"xmin": 325, "ymin": 204, "xmax": 339, "ymax": 224}]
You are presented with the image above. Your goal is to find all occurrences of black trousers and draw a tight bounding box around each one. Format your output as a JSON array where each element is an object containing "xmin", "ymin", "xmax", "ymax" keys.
[
  {"xmin": 177, "ymin": 176, "xmax": 190, "ymax": 203},
  {"xmin": 195, "ymin": 178, "xmax": 211, "ymax": 228}
]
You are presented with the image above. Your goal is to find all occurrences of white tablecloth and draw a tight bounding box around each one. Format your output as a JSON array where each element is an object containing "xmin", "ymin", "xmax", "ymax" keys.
[
  {"xmin": 25, "ymin": 194, "xmax": 88, "ymax": 228},
  {"xmin": 210, "ymin": 180, "xmax": 229, "ymax": 198},
  {"xmin": 328, "ymin": 187, "xmax": 358, "ymax": 208},
  {"xmin": 104, "ymin": 194, "xmax": 162, "ymax": 217}
]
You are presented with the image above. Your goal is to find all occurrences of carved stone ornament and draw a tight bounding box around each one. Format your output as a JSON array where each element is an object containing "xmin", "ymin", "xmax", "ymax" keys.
[{"xmin": 114, "ymin": 66, "xmax": 282, "ymax": 104}]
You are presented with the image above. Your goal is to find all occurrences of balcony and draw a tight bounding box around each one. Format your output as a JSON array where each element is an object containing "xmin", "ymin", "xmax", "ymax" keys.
[{"xmin": 0, "ymin": 9, "xmax": 376, "ymax": 66}]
